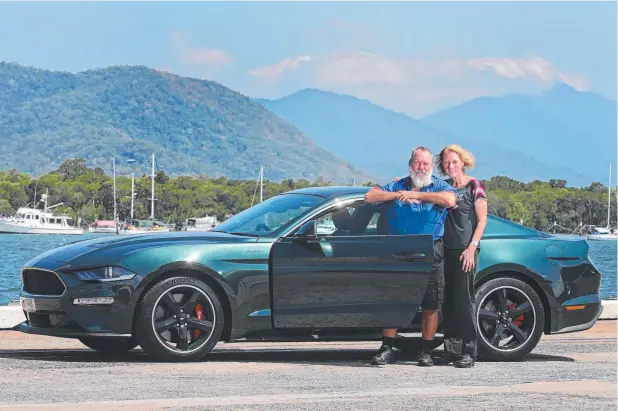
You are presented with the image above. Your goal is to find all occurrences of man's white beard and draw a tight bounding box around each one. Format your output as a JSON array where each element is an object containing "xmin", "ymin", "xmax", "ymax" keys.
[{"xmin": 410, "ymin": 169, "xmax": 432, "ymax": 188}]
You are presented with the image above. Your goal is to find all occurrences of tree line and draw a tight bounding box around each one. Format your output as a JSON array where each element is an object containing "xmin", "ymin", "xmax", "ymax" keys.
[{"xmin": 0, "ymin": 159, "xmax": 615, "ymax": 233}]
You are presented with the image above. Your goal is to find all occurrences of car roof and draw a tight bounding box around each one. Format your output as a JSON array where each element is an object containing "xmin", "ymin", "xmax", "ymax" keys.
[{"xmin": 286, "ymin": 186, "xmax": 371, "ymax": 199}]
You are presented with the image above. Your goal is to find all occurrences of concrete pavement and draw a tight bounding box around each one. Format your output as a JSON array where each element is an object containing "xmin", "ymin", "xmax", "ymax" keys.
[{"xmin": 0, "ymin": 320, "xmax": 615, "ymax": 411}]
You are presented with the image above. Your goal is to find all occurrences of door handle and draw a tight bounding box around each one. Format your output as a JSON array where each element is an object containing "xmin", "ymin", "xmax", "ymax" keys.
[{"xmin": 393, "ymin": 252, "xmax": 426, "ymax": 261}]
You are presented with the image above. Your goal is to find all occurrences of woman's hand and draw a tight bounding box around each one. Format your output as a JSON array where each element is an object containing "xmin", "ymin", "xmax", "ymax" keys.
[{"xmin": 459, "ymin": 245, "xmax": 477, "ymax": 272}]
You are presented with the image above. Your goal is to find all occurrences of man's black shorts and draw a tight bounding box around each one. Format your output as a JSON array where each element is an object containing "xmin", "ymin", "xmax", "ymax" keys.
[{"xmin": 421, "ymin": 239, "xmax": 445, "ymax": 310}]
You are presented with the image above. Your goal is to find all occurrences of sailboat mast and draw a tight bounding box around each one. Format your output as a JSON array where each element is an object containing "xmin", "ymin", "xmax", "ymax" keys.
[
  {"xmin": 151, "ymin": 153, "xmax": 155, "ymax": 220},
  {"xmin": 260, "ymin": 166, "xmax": 263, "ymax": 203},
  {"xmin": 130, "ymin": 172, "xmax": 135, "ymax": 220},
  {"xmin": 608, "ymin": 164, "xmax": 612, "ymax": 228},
  {"xmin": 113, "ymin": 158, "xmax": 117, "ymax": 223}
]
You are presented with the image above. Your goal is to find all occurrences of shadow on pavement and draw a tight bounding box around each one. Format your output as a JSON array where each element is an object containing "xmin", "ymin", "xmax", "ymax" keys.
[{"xmin": 0, "ymin": 346, "xmax": 575, "ymax": 366}]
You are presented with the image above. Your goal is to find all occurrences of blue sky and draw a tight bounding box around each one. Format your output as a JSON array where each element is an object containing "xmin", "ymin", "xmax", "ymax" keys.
[{"xmin": 0, "ymin": 1, "xmax": 615, "ymax": 116}]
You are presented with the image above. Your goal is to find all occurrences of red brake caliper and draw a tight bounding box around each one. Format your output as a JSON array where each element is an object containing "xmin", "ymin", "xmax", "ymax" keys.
[
  {"xmin": 194, "ymin": 303, "xmax": 204, "ymax": 339},
  {"xmin": 507, "ymin": 303, "xmax": 524, "ymax": 326}
]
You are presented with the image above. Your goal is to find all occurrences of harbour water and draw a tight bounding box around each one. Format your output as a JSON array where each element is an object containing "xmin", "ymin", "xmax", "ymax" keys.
[{"xmin": 0, "ymin": 233, "xmax": 616, "ymax": 305}]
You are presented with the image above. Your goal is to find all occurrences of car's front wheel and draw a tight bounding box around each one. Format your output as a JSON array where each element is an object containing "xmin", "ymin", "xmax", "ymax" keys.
[
  {"xmin": 135, "ymin": 275, "xmax": 224, "ymax": 362},
  {"xmin": 475, "ymin": 277, "xmax": 545, "ymax": 361},
  {"xmin": 79, "ymin": 337, "xmax": 137, "ymax": 354}
]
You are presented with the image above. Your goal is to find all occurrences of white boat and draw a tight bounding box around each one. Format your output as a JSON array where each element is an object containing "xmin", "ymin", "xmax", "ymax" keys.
[
  {"xmin": 587, "ymin": 226, "xmax": 618, "ymax": 241},
  {"xmin": 118, "ymin": 219, "xmax": 171, "ymax": 235},
  {"xmin": 186, "ymin": 216, "xmax": 219, "ymax": 231},
  {"xmin": 119, "ymin": 227, "xmax": 171, "ymax": 235},
  {"xmin": 587, "ymin": 164, "xmax": 617, "ymax": 241},
  {"xmin": 88, "ymin": 220, "xmax": 118, "ymax": 234},
  {"xmin": 117, "ymin": 153, "xmax": 172, "ymax": 236},
  {"xmin": 0, "ymin": 207, "xmax": 83, "ymax": 235}
]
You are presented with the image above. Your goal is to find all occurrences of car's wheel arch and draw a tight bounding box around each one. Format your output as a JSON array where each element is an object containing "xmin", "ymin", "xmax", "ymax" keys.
[
  {"xmin": 475, "ymin": 264, "xmax": 553, "ymax": 334},
  {"xmin": 130, "ymin": 262, "xmax": 236, "ymax": 342}
]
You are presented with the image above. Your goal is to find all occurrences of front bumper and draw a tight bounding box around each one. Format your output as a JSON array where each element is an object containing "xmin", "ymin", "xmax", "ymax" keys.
[
  {"xmin": 17, "ymin": 259, "xmax": 140, "ymax": 338},
  {"xmin": 16, "ymin": 321, "xmax": 131, "ymax": 338}
]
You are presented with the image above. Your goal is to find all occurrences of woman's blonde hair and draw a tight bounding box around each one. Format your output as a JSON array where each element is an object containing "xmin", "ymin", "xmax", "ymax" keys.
[{"xmin": 436, "ymin": 144, "xmax": 476, "ymax": 176}]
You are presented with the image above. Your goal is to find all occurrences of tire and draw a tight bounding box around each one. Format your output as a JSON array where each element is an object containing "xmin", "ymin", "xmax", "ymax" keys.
[
  {"xmin": 475, "ymin": 277, "xmax": 545, "ymax": 361},
  {"xmin": 135, "ymin": 275, "xmax": 225, "ymax": 362},
  {"xmin": 79, "ymin": 337, "xmax": 137, "ymax": 354}
]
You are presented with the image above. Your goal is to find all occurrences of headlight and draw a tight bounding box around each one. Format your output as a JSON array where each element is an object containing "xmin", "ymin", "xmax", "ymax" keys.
[{"xmin": 74, "ymin": 266, "xmax": 135, "ymax": 282}]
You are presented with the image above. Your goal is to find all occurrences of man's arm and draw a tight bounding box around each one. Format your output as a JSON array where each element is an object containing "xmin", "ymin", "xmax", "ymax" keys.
[
  {"xmin": 397, "ymin": 177, "xmax": 457, "ymax": 207},
  {"xmin": 415, "ymin": 191, "xmax": 456, "ymax": 208},
  {"xmin": 365, "ymin": 186, "xmax": 399, "ymax": 203}
]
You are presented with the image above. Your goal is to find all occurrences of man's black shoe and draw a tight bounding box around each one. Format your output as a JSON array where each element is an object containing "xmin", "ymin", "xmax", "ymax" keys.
[
  {"xmin": 370, "ymin": 345, "xmax": 395, "ymax": 365},
  {"xmin": 432, "ymin": 352, "xmax": 456, "ymax": 366},
  {"xmin": 417, "ymin": 350, "xmax": 434, "ymax": 367},
  {"xmin": 454, "ymin": 354, "xmax": 475, "ymax": 368}
]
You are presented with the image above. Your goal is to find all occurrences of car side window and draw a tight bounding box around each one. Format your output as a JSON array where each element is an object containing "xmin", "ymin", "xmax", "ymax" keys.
[{"xmin": 315, "ymin": 202, "xmax": 386, "ymax": 236}]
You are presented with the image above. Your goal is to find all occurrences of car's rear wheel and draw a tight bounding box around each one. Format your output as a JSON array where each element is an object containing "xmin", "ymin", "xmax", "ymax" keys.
[
  {"xmin": 475, "ymin": 277, "xmax": 544, "ymax": 361},
  {"xmin": 79, "ymin": 337, "xmax": 137, "ymax": 354},
  {"xmin": 135, "ymin": 276, "xmax": 224, "ymax": 362}
]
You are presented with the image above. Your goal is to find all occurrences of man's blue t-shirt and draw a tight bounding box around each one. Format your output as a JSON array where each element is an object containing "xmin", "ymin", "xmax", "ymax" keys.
[{"xmin": 377, "ymin": 176, "xmax": 456, "ymax": 240}]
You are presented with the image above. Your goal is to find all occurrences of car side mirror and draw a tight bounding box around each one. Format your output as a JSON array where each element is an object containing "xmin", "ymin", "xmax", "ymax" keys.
[{"xmin": 294, "ymin": 220, "xmax": 318, "ymax": 242}]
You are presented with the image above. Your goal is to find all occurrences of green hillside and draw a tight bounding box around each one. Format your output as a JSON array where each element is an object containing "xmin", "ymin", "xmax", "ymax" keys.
[{"xmin": 0, "ymin": 62, "xmax": 373, "ymax": 183}]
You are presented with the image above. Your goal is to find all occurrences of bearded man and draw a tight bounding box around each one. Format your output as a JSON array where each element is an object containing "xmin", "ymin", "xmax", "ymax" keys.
[{"xmin": 364, "ymin": 146, "xmax": 457, "ymax": 366}]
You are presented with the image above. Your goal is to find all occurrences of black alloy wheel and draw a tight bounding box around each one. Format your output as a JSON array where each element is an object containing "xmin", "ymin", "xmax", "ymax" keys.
[
  {"xmin": 136, "ymin": 276, "xmax": 224, "ymax": 361},
  {"xmin": 475, "ymin": 277, "xmax": 544, "ymax": 361}
]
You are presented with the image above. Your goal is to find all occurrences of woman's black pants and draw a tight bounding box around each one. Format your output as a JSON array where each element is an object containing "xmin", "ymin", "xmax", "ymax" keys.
[{"xmin": 442, "ymin": 247, "xmax": 479, "ymax": 357}]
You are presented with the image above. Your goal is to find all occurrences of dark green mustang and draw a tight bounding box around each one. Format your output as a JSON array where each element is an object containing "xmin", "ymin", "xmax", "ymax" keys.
[{"xmin": 18, "ymin": 187, "xmax": 603, "ymax": 361}]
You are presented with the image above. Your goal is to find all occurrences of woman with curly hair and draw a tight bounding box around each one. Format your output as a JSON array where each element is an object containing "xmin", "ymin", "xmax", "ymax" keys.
[{"xmin": 436, "ymin": 144, "xmax": 488, "ymax": 368}]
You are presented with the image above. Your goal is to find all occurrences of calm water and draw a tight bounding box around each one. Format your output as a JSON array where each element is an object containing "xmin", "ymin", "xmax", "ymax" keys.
[{"xmin": 0, "ymin": 233, "xmax": 616, "ymax": 305}]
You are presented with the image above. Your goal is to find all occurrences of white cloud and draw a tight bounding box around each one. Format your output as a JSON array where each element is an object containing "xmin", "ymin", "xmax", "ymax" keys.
[
  {"xmin": 169, "ymin": 31, "xmax": 234, "ymax": 69},
  {"xmin": 248, "ymin": 55, "xmax": 312, "ymax": 84},
  {"xmin": 249, "ymin": 52, "xmax": 589, "ymax": 116},
  {"xmin": 252, "ymin": 52, "xmax": 586, "ymax": 88},
  {"xmin": 315, "ymin": 52, "xmax": 407, "ymax": 86},
  {"xmin": 466, "ymin": 56, "xmax": 588, "ymax": 90}
]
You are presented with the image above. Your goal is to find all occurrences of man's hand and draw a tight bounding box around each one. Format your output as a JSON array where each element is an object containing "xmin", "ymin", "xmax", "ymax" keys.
[{"xmin": 397, "ymin": 191, "xmax": 421, "ymax": 204}]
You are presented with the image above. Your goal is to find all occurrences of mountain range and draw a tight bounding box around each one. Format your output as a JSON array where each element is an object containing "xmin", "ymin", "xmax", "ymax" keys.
[
  {"xmin": 423, "ymin": 83, "xmax": 616, "ymax": 184},
  {"xmin": 1, "ymin": 62, "xmax": 615, "ymax": 187},
  {"xmin": 0, "ymin": 62, "xmax": 372, "ymax": 183},
  {"xmin": 258, "ymin": 86, "xmax": 616, "ymax": 186}
]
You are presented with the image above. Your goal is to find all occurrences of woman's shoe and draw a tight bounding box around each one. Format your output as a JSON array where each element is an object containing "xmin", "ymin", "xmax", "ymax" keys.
[{"xmin": 454, "ymin": 354, "xmax": 475, "ymax": 368}]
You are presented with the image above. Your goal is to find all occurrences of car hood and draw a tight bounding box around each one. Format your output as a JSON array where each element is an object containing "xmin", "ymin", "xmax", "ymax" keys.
[{"xmin": 25, "ymin": 231, "xmax": 259, "ymax": 267}]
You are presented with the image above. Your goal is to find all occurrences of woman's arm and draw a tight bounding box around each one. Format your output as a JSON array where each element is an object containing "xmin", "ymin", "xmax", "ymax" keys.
[
  {"xmin": 460, "ymin": 179, "xmax": 488, "ymax": 272},
  {"xmin": 470, "ymin": 198, "xmax": 488, "ymax": 247}
]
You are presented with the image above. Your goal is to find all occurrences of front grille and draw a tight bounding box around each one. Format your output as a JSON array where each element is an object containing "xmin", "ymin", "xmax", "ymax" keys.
[{"xmin": 22, "ymin": 269, "xmax": 66, "ymax": 295}]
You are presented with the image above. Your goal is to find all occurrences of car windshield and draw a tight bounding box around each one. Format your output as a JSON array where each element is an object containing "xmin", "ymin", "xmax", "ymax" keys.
[{"xmin": 214, "ymin": 193, "xmax": 325, "ymax": 236}]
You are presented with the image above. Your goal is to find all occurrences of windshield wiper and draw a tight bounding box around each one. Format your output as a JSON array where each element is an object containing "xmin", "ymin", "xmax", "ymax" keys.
[
  {"xmin": 211, "ymin": 230, "xmax": 260, "ymax": 237},
  {"xmin": 228, "ymin": 232, "xmax": 261, "ymax": 237}
]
